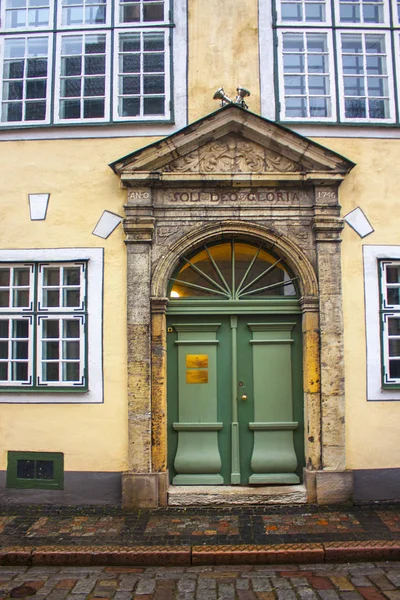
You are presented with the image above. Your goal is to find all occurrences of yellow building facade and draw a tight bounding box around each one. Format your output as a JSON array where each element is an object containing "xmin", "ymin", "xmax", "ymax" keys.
[{"xmin": 0, "ymin": 0, "xmax": 398, "ymax": 506}]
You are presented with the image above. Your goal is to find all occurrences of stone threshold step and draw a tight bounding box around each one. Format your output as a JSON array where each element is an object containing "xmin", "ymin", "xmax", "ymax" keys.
[{"xmin": 168, "ymin": 484, "xmax": 308, "ymax": 505}]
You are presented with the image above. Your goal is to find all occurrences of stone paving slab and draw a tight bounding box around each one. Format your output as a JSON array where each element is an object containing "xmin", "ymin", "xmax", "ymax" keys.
[{"xmin": 0, "ymin": 562, "xmax": 397, "ymax": 599}]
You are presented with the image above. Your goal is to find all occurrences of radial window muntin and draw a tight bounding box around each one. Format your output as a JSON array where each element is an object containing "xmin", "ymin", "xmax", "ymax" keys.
[{"xmin": 169, "ymin": 240, "xmax": 299, "ymax": 300}]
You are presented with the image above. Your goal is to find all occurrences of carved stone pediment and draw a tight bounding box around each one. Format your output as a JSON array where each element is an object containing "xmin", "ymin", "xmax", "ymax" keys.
[
  {"xmin": 161, "ymin": 136, "xmax": 297, "ymax": 174},
  {"xmin": 110, "ymin": 104, "xmax": 355, "ymax": 185}
]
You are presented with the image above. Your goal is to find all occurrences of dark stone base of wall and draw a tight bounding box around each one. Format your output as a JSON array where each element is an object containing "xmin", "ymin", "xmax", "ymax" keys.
[
  {"xmin": 0, "ymin": 471, "xmax": 121, "ymax": 505},
  {"xmin": 0, "ymin": 468, "xmax": 397, "ymax": 506},
  {"xmin": 354, "ymin": 469, "xmax": 400, "ymax": 503}
]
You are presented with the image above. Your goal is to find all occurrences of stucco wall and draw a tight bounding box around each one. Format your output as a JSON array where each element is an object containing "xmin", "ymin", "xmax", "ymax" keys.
[
  {"xmin": 315, "ymin": 137, "xmax": 400, "ymax": 470},
  {"xmin": 0, "ymin": 137, "xmax": 161, "ymax": 473}
]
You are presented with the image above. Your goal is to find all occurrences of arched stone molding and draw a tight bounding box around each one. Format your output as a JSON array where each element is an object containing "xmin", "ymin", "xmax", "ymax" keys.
[
  {"xmin": 151, "ymin": 220, "xmax": 319, "ymax": 300},
  {"xmin": 149, "ymin": 220, "xmax": 323, "ymax": 497}
]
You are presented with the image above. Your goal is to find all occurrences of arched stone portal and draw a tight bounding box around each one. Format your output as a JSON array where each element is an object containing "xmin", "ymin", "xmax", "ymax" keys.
[{"xmin": 110, "ymin": 104, "xmax": 355, "ymax": 507}]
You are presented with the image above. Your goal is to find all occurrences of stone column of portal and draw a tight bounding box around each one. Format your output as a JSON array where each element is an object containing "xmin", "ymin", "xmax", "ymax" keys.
[
  {"xmin": 122, "ymin": 188, "xmax": 160, "ymax": 508},
  {"xmin": 312, "ymin": 186, "xmax": 353, "ymax": 504},
  {"xmin": 150, "ymin": 297, "xmax": 169, "ymax": 506}
]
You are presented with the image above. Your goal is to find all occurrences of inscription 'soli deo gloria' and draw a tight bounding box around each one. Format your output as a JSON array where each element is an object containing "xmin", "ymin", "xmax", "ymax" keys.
[
  {"xmin": 165, "ymin": 189, "xmax": 305, "ymax": 204},
  {"xmin": 127, "ymin": 188, "xmax": 327, "ymax": 205}
]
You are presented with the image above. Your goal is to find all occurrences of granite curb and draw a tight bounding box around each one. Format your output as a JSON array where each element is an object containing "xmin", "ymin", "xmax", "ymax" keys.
[{"xmin": 0, "ymin": 541, "xmax": 399, "ymax": 567}]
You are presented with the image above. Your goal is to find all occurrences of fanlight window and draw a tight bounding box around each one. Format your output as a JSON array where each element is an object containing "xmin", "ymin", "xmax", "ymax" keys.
[{"xmin": 169, "ymin": 240, "xmax": 298, "ymax": 299}]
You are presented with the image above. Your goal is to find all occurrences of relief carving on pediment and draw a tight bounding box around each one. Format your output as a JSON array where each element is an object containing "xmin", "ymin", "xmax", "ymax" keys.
[{"xmin": 162, "ymin": 138, "xmax": 297, "ymax": 174}]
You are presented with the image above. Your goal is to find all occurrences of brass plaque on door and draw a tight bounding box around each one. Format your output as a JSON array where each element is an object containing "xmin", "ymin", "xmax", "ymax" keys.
[
  {"xmin": 186, "ymin": 354, "xmax": 208, "ymax": 368},
  {"xmin": 186, "ymin": 369, "xmax": 208, "ymax": 384}
]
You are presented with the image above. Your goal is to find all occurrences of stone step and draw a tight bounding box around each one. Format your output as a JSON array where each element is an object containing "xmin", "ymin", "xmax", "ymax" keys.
[{"xmin": 168, "ymin": 484, "xmax": 308, "ymax": 506}]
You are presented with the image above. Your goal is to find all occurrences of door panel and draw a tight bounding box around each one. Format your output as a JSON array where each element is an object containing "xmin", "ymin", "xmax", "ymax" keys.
[{"xmin": 167, "ymin": 314, "xmax": 304, "ymax": 485}]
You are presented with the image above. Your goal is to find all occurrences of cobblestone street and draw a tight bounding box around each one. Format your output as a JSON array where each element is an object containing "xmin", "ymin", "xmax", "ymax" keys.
[{"xmin": 0, "ymin": 562, "xmax": 398, "ymax": 600}]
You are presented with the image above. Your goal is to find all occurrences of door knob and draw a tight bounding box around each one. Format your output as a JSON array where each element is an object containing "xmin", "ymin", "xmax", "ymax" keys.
[{"xmin": 241, "ymin": 394, "xmax": 248, "ymax": 401}]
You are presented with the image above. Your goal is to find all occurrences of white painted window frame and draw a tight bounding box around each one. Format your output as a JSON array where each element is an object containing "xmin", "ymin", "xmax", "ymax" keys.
[
  {"xmin": 276, "ymin": 0, "xmax": 331, "ymax": 26},
  {"xmin": 364, "ymin": 245, "xmax": 400, "ymax": 401},
  {"xmin": 336, "ymin": 29, "xmax": 396, "ymax": 123},
  {"xmin": 276, "ymin": 28, "xmax": 336, "ymax": 121},
  {"xmin": 57, "ymin": 0, "xmax": 112, "ymax": 30},
  {"xmin": 0, "ymin": 33, "xmax": 53, "ymax": 126},
  {"xmin": 0, "ymin": 248, "xmax": 103, "ymax": 404},
  {"xmin": 115, "ymin": 0, "xmax": 170, "ymax": 27},
  {"xmin": 1, "ymin": 0, "xmax": 54, "ymax": 32},
  {"xmin": 113, "ymin": 27, "xmax": 171, "ymax": 122},
  {"xmin": 53, "ymin": 29, "xmax": 111, "ymax": 125},
  {"xmin": 333, "ymin": 0, "xmax": 389, "ymax": 27}
]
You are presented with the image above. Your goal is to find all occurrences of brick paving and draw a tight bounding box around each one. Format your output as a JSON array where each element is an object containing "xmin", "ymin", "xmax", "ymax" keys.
[
  {"xmin": 0, "ymin": 505, "xmax": 398, "ymax": 567},
  {"xmin": 0, "ymin": 505, "xmax": 398, "ymax": 548},
  {"xmin": 0, "ymin": 562, "xmax": 397, "ymax": 599}
]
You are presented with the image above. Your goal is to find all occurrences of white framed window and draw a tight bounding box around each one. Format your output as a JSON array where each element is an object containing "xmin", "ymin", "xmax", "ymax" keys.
[
  {"xmin": 337, "ymin": 31, "xmax": 395, "ymax": 122},
  {"xmin": 277, "ymin": 0, "xmax": 331, "ymax": 25},
  {"xmin": 0, "ymin": 249, "xmax": 103, "ymax": 403},
  {"xmin": 0, "ymin": 0, "xmax": 177, "ymax": 128},
  {"xmin": 277, "ymin": 29, "xmax": 336, "ymax": 120},
  {"xmin": 2, "ymin": 0, "xmax": 53, "ymax": 31},
  {"xmin": 364, "ymin": 246, "xmax": 400, "ymax": 400},
  {"xmin": 113, "ymin": 28, "xmax": 169, "ymax": 121},
  {"xmin": 271, "ymin": 0, "xmax": 399, "ymax": 124},
  {"xmin": 335, "ymin": 0, "xmax": 388, "ymax": 26},
  {"xmin": 116, "ymin": 0, "xmax": 169, "ymax": 25},
  {"xmin": 0, "ymin": 34, "xmax": 51, "ymax": 125},
  {"xmin": 59, "ymin": 0, "xmax": 109, "ymax": 28},
  {"xmin": 54, "ymin": 31, "xmax": 111, "ymax": 123}
]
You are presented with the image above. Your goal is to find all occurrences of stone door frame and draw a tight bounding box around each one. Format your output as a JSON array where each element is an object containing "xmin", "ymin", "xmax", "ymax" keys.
[{"xmin": 111, "ymin": 105, "xmax": 355, "ymax": 508}]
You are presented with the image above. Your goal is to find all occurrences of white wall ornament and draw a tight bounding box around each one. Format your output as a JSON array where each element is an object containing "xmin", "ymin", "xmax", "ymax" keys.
[
  {"xmin": 28, "ymin": 193, "xmax": 50, "ymax": 220},
  {"xmin": 93, "ymin": 211, "xmax": 123, "ymax": 239},
  {"xmin": 344, "ymin": 207, "xmax": 374, "ymax": 238}
]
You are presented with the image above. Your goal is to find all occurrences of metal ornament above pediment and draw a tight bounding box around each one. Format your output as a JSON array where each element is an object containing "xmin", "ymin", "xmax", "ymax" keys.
[{"xmin": 162, "ymin": 137, "xmax": 298, "ymax": 174}]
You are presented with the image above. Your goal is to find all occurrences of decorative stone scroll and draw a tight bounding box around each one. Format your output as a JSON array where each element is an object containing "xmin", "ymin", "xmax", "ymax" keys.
[{"xmin": 162, "ymin": 137, "xmax": 297, "ymax": 174}]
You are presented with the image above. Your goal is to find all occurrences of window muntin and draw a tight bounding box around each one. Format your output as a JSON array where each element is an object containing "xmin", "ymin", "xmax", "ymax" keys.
[
  {"xmin": 278, "ymin": 0, "xmax": 330, "ymax": 24},
  {"xmin": 0, "ymin": 261, "xmax": 87, "ymax": 390},
  {"xmin": 278, "ymin": 30, "xmax": 335, "ymax": 120},
  {"xmin": 337, "ymin": 31, "xmax": 393, "ymax": 121},
  {"xmin": 114, "ymin": 29, "xmax": 168, "ymax": 120}
]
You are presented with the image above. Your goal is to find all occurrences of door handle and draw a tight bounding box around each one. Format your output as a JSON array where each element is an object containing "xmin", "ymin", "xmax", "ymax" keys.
[{"xmin": 241, "ymin": 394, "xmax": 248, "ymax": 401}]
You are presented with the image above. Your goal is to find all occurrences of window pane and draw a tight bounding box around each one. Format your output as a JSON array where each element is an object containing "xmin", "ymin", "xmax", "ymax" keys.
[
  {"xmin": 43, "ymin": 341, "xmax": 59, "ymax": 359},
  {"xmin": 43, "ymin": 320, "xmax": 59, "ymax": 338},
  {"xmin": 35, "ymin": 460, "xmax": 54, "ymax": 479},
  {"xmin": 63, "ymin": 362, "xmax": 80, "ymax": 381},
  {"xmin": 389, "ymin": 318, "xmax": 400, "ymax": 336},
  {"xmin": 389, "ymin": 360, "xmax": 400, "ymax": 379},
  {"xmin": 387, "ymin": 288, "xmax": 400, "ymax": 305},
  {"xmin": 64, "ymin": 320, "xmax": 79, "ymax": 337},
  {"xmin": 43, "ymin": 362, "xmax": 59, "ymax": 381},
  {"xmin": 387, "ymin": 266, "xmax": 400, "ymax": 283},
  {"xmin": 0, "ymin": 321, "xmax": 9, "ymax": 338},
  {"xmin": 17, "ymin": 460, "xmax": 35, "ymax": 479}
]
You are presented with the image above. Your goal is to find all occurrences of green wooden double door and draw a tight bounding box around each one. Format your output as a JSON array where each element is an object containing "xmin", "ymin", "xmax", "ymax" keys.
[{"xmin": 167, "ymin": 314, "xmax": 304, "ymax": 485}]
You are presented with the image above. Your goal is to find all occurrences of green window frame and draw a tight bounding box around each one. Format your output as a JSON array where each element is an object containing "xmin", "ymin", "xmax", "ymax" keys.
[
  {"xmin": 0, "ymin": 260, "xmax": 88, "ymax": 391},
  {"xmin": 379, "ymin": 259, "xmax": 400, "ymax": 387},
  {"xmin": 6, "ymin": 451, "xmax": 64, "ymax": 489}
]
